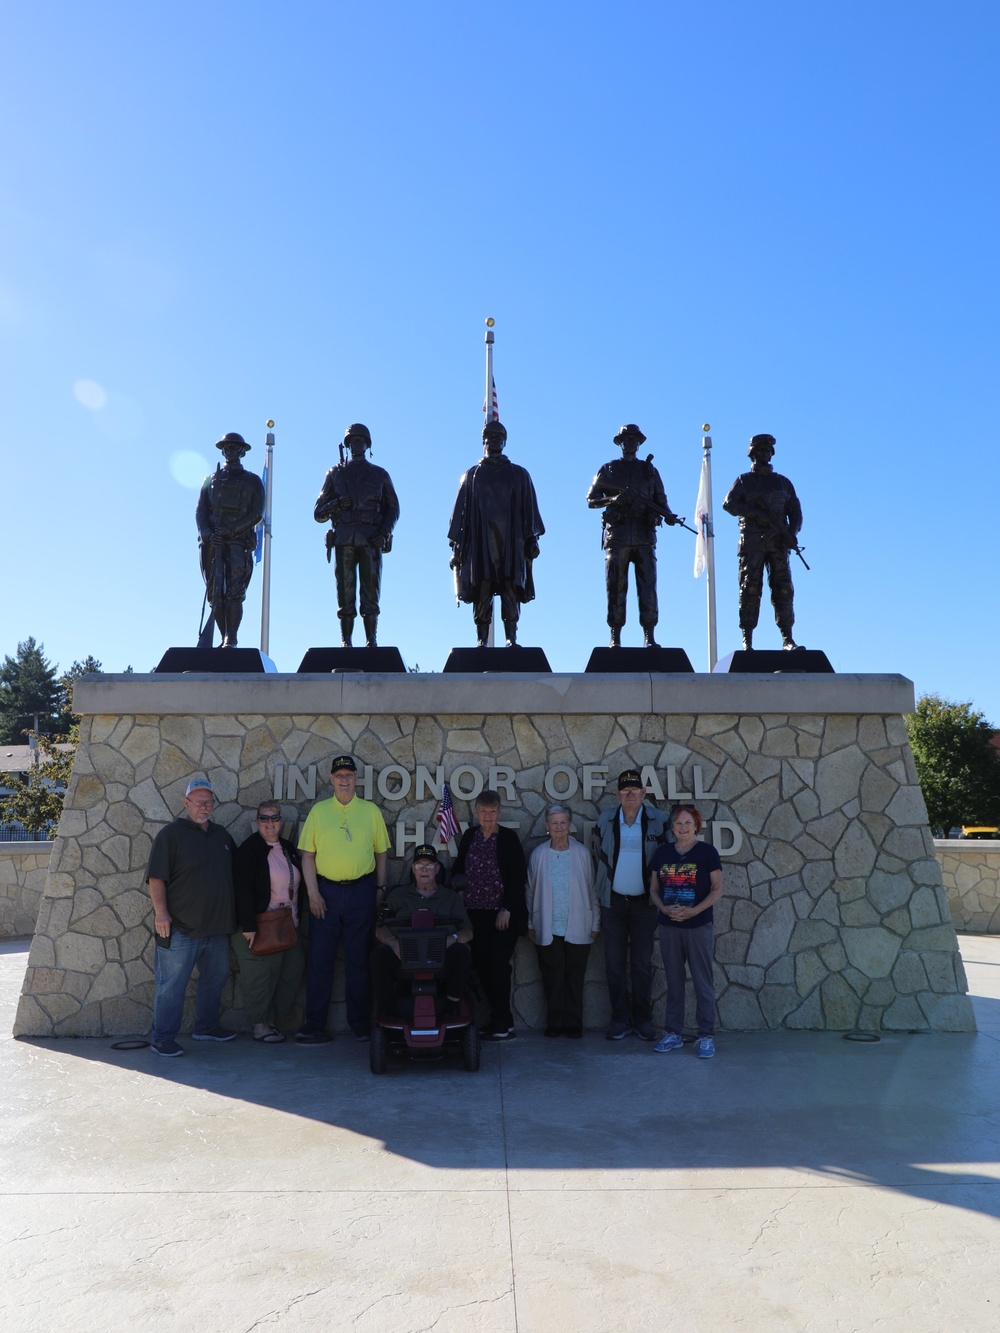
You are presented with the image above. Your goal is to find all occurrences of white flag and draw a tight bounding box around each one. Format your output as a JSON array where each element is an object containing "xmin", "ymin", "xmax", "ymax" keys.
[{"xmin": 693, "ymin": 453, "xmax": 711, "ymax": 578}]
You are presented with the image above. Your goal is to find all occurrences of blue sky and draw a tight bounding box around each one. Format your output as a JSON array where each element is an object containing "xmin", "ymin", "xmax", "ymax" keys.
[{"xmin": 3, "ymin": 3, "xmax": 998, "ymax": 719}]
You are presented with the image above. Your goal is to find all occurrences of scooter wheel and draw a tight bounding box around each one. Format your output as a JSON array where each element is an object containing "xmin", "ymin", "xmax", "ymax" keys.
[
  {"xmin": 370, "ymin": 1026, "xmax": 387, "ymax": 1074},
  {"xmin": 462, "ymin": 1022, "xmax": 480, "ymax": 1072}
]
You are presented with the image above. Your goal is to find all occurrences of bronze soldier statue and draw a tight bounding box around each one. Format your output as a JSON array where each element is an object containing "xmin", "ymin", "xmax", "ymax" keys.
[
  {"xmin": 196, "ymin": 432, "xmax": 266, "ymax": 648},
  {"xmin": 314, "ymin": 423, "xmax": 400, "ymax": 648},
  {"xmin": 448, "ymin": 419, "xmax": 544, "ymax": 647},
  {"xmin": 722, "ymin": 433, "xmax": 803, "ymax": 650},
  {"xmin": 587, "ymin": 424, "xmax": 679, "ymax": 648}
]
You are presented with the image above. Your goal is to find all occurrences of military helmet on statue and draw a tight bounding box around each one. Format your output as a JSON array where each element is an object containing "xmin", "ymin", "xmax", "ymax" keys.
[{"xmin": 613, "ymin": 424, "xmax": 647, "ymax": 446}]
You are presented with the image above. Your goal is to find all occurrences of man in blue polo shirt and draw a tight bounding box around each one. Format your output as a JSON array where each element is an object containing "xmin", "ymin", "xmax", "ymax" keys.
[
  {"xmin": 146, "ymin": 777, "xmax": 238, "ymax": 1057},
  {"xmin": 592, "ymin": 769, "xmax": 668, "ymax": 1041}
]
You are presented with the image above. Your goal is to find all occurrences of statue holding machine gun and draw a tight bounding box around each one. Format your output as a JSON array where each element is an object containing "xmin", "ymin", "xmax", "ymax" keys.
[
  {"xmin": 314, "ymin": 423, "xmax": 400, "ymax": 648},
  {"xmin": 722, "ymin": 433, "xmax": 806, "ymax": 652},
  {"xmin": 587, "ymin": 423, "xmax": 694, "ymax": 648},
  {"xmin": 196, "ymin": 432, "xmax": 266, "ymax": 649}
]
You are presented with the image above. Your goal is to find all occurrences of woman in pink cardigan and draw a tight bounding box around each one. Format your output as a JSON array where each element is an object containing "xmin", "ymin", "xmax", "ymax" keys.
[{"xmin": 526, "ymin": 803, "xmax": 601, "ymax": 1038}]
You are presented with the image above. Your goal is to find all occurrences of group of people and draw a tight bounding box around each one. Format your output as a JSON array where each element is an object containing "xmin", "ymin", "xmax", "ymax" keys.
[{"xmin": 145, "ymin": 758, "xmax": 724, "ymax": 1060}]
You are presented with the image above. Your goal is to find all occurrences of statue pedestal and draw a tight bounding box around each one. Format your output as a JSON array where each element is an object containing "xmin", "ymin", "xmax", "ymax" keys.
[
  {"xmin": 715, "ymin": 649, "xmax": 834, "ymax": 674},
  {"xmin": 153, "ymin": 648, "xmax": 276, "ymax": 673},
  {"xmin": 443, "ymin": 647, "xmax": 551, "ymax": 673},
  {"xmin": 585, "ymin": 647, "xmax": 693, "ymax": 674},
  {"xmin": 297, "ymin": 647, "xmax": 407, "ymax": 674}
]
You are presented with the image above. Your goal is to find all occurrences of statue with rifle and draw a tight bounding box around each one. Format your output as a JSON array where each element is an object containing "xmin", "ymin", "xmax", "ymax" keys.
[
  {"xmin": 314, "ymin": 423, "xmax": 400, "ymax": 648},
  {"xmin": 722, "ymin": 433, "xmax": 806, "ymax": 651},
  {"xmin": 196, "ymin": 432, "xmax": 265, "ymax": 649},
  {"xmin": 587, "ymin": 423, "xmax": 688, "ymax": 648}
]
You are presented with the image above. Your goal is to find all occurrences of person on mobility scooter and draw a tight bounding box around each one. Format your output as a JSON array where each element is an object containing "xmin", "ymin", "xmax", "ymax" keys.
[{"xmin": 369, "ymin": 844, "xmax": 479, "ymax": 1073}]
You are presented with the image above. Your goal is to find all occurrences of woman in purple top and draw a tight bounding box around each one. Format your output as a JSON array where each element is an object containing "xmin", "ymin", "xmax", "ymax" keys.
[
  {"xmin": 452, "ymin": 790, "xmax": 528, "ymax": 1040},
  {"xmin": 648, "ymin": 804, "xmax": 723, "ymax": 1059}
]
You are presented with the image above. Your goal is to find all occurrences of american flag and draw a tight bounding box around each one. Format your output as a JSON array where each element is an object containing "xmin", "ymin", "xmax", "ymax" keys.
[
  {"xmin": 434, "ymin": 782, "xmax": 460, "ymax": 843},
  {"xmin": 482, "ymin": 373, "xmax": 499, "ymax": 421}
]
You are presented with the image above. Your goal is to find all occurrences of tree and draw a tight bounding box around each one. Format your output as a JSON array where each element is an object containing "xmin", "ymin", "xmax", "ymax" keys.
[
  {"xmin": 56, "ymin": 655, "xmax": 103, "ymax": 731},
  {"xmin": 905, "ymin": 694, "xmax": 1000, "ymax": 836},
  {"xmin": 0, "ymin": 728, "xmax": 76, "ymax": 839},
  {"xmin": 0, "ymin": 638, "xmax": 61, "ymax": 743}
]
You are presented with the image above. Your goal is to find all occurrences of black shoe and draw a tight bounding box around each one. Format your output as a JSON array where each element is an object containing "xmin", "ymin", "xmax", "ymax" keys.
[
  {"xmin": 545, "ymin": 1025, "xmax": 563, "ymax": 1038},
  {"xmin": 352, "ymin": 1025, "xmax": 370, "ymax": 1043},
  {"xmin": 295, "ymin": 1026, "xmax": 333, "ymax": 1045},
  {"xmin": 564, "ymin": 1026, "xmax": 583, "ymax": 1039},
  {"xmin": 482, "ymin": 1026, "xmax": 516, "ymax": 1041}
]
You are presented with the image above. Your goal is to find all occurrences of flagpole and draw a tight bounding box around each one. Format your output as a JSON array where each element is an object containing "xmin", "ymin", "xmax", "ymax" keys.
[
  {"xmin": 484, "ymin": 318, "xmax": 496, "ymax": 647},
  {"xmin": 259, "ymin": 420, "xmax": 275, "ymax": 655},
  {"xmin": 702, "ymin": 424, "xmax": 718, "ymax": 670}
]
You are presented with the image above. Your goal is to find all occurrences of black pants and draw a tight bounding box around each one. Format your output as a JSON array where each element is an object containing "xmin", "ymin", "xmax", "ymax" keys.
[
  {"xmin": 601, "ymin": 892, "xmax": 658, "ymax": 1025},
  {"xmin": 467, "ymin": 908, "xmax": 520, "ymax": 1030},
  {"xmin": 370, "ymin": 942, "xmax": 472, "ymax": 1017},
  {"xmin": 536, "ymin": 936, "xmax": 591, "ymax": 1031}
]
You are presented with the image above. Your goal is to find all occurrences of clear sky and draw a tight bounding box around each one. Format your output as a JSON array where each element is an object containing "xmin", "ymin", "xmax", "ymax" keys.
[{"xmin": 3, "ymin": 3, "xmax": 998, "ymax": 719}]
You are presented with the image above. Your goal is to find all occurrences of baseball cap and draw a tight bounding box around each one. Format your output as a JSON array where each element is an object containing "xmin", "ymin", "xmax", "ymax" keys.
[{"xmin": 185, "ymin": 777, "xmax": 214, "ymax": 797}]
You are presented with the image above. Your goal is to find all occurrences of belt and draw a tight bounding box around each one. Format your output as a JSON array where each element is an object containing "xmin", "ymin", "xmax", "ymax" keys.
[
  {"xmin": 318, "ymin": 873, "xmax": 373, "ymax": 887},
  {"xmin": 611, "ymin": 890, "xmax": 646, "ymax": 900}
]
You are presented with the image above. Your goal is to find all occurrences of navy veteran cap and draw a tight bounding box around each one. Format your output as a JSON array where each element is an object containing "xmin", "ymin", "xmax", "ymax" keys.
[
  {"xmin": 412, "ymin": 844, "xmax": 441, "ymax": 863},
  {"xmin": 330, "ymin": 755, "xmax": 357, "ymax": 773},
  {"xmin": 617, "ymin": 769, "xmax": 643, "ymax": 790}
]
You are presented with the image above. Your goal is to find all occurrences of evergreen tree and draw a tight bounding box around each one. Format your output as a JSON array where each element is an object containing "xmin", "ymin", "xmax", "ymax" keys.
[
  {"xmin": 56, "ymin": 655, "xmax": 103, "ymax": 730},
  {"xmin": 905, "ymin": 694, "xmax": 1000, "ymax": 837},
  {"xmin": 0, "ymin": 638, "xmax": 61, "ymax": 743}
]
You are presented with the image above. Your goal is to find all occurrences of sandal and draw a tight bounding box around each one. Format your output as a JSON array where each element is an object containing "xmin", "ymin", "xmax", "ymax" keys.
[{"xmin": 253, "ymin": 1024, "xmax": 285, "ymax": 1044}]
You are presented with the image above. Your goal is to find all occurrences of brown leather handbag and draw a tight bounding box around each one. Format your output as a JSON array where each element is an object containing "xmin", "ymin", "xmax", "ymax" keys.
[{"xmin": 250, "ymin": 906, "xmax": 297, "ymax": 956}]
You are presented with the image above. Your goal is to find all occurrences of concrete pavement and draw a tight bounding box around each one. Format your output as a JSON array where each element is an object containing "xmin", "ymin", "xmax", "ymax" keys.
[{"xmin": 2, "ymin": 934, "xmax": 1000, "ymax": 1331}]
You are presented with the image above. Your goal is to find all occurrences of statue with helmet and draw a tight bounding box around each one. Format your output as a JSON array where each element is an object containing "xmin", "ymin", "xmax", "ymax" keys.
[
  {"xmin": 314, "ymin": 423, "xmax": 400, "ymax": 648},
  {"xmin": 448, "ymin": 419, "xmax": 545, "ymax": 648},
  {"xmin": 196, "ymin": 432, "xmax": 266, "ymax": 649},
  {"xmin": 586, "ymin": 424, "xmax": 679, "ymax": 648},
  {"xmin": 722, "ymin": 433, "xmax": 803, "ymax": 651}
]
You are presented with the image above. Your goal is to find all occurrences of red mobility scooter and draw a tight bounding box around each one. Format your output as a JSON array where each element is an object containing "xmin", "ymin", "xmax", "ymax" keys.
[{"xmin": 370, "ymin": 906, "xmax": 481, "ymax": 1074}]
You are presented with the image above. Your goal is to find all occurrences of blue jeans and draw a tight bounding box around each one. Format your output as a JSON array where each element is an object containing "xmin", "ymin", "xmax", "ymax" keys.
[
  {"xmin": 305, "ymin": 874, "xmax": 377, "ymax": 1031},
  {"xmin": 152, "ymin": 930, "xmax": 231, "ymax": 1042}
]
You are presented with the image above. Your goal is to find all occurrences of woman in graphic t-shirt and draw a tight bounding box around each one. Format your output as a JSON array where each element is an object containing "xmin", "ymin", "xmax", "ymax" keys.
[
  {"xmin": 648, "ymin": 804, "xmax": 723, "ymax": 1059},
  {"xmin": 233, "ymin": 802, "xmax": 305, "ymax": 1043}
]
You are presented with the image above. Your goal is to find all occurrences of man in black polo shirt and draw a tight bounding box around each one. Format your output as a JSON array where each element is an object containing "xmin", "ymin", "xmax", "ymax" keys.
[{"xmin": 146, "ymin": 777, "xmax": 237, "ymax": 1056}]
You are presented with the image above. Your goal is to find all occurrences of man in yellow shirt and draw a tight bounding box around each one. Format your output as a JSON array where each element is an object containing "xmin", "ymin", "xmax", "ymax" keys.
[{"xmin": 297, "ymin": 755, "xmax": 390, "ymax": 1043}]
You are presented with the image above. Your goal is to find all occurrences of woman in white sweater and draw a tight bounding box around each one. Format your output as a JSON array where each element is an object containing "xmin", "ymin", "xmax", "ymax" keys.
[{"xmin": 526, "ymin": 803, "xmax": 601, "ymax": 1038}]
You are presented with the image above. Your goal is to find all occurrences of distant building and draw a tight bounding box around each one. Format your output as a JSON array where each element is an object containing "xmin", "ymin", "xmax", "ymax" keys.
[{"xmin": 0, "ymin": 743, "xmax": 70, "ymax": 841}]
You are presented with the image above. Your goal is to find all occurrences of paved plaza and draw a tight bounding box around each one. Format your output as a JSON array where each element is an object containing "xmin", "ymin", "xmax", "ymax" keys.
[{"xmin": 2, "ymin": 934, "xmax": 999, "ymax": 1331}]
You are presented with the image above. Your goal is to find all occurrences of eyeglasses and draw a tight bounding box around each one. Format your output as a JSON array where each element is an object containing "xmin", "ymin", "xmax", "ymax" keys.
[
  {"xmin": 257, "ymin": 814, "xmax": 281, "ymax": 823},
  {"xmin": 340, "ymin": 821, "xmax": 353, "ymax": 841}
]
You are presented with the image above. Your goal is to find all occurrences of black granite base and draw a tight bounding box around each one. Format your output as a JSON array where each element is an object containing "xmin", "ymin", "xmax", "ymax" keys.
[
  {"xmin": 443, "ymin": 647, "xmax": 552, "ymax": 673},
  {"xmin": 714, "ymin": 649, "xmax": 834, "ymax": 674},
  {"xmin": 153, "ymin": 648, "xmax": 276, "ymax": 674},
  {"xmin": 297, "ymin": 647, "xmax": 407, "ymax": 673},
  {"xmin": 585, "ymin": 647, "xmax": 694, "ymax": 674}
]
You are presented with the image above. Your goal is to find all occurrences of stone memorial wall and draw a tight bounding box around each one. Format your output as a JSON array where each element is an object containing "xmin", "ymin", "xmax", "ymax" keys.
[{"xmin": 14, "ymin": 671, "xmax": 976, "ymax": 1037}]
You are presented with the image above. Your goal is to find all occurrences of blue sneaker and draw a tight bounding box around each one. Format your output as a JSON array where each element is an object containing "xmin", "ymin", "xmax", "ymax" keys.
[
  {"xmin": 696, "ymin": 1036, "xmax": 715, "ymax": 1059},
  {"xmin": 654, "ymin": 1032, "xmax": 683, "ymax": 1053}
]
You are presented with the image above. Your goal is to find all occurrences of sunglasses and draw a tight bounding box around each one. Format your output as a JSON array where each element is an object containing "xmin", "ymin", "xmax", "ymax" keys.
[{"xmin": 257, "ymin": 814, "xmax": 282, "ymax": 823}]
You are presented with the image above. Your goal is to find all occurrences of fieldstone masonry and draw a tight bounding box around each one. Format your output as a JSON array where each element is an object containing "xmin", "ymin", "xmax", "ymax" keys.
[
  {"xmin": 0, "ymin": 842, "xmax": 50, "ymax": 938},
  {"xmin": 937, "ymin": 840, "xmax": 1000, "ymax": 933},
  {"xmin": 14, "ymin": 672, "xmax": 976, "ymax": 1036}
]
